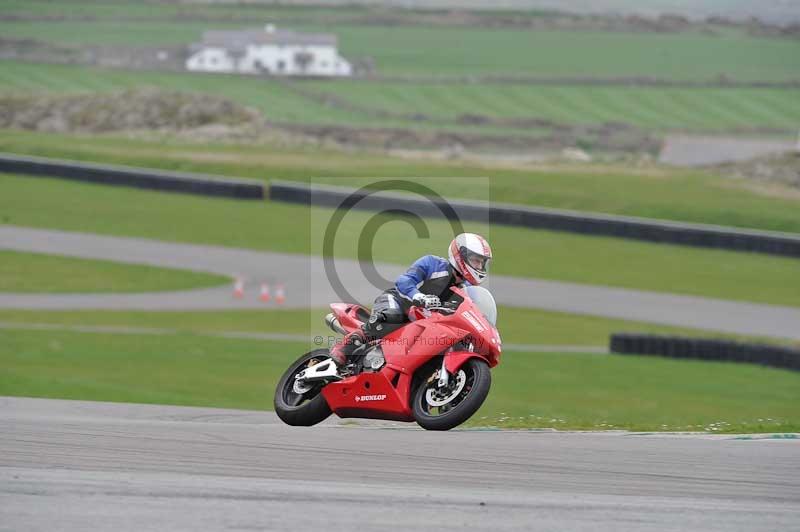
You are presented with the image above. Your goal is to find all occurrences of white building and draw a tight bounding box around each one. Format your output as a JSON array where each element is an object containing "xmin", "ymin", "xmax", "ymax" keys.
[{"xmin": 186, "ymin": 25, "xmax": 352, "ymax": 77}]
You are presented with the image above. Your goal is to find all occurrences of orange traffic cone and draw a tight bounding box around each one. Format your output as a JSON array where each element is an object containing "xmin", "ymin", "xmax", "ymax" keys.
[
  {"xmin": 233, "ymin": 278, "xmax": 245, "ymax": 299},
  {"xmin": 259, "ymin": 283, "xmax": 271, "ymax": 303},
  {"xmin": 275, "ymin": 284, "xmax": 286, "ymax": 305}
]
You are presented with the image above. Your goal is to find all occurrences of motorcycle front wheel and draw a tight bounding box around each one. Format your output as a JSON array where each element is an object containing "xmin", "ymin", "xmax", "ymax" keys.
[
  {"xmin": 412, "ymin": 358, "xmax": 491, "ymax": 431},
  {"xmin": 274, "ymin": 349, "xmax": 333, "ymax": 426}
]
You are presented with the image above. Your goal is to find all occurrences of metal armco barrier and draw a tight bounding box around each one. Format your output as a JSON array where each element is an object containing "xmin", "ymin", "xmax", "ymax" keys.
[
  {"xmin": 269, "ymin": 180, "xmax": 800, "ymax": 258},
  {"xmin": 610, "ymin": 333, "xmax": 800, "ymax": 372},
  {"xmin": 0, "ymin": 153, "xmax": 265, "ymax": 200}
]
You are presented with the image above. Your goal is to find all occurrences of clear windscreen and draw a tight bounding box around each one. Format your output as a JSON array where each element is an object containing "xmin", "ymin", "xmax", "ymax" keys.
[{"xmin": 465, "ymin": 285, "xmax": 497, "ymax": 326}]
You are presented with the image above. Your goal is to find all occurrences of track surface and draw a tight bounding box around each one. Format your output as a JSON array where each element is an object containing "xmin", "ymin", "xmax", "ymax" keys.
[
  {"xmin": 1, "ymin": 397, "xmax": 798, "ymax": 532},
  {"xmin": 2, "ymin": 226, "xmax": 800, "ymax": 340}
]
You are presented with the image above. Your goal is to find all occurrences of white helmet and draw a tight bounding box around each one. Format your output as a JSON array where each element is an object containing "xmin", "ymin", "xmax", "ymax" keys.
[{"xmin": 448, "ymin": 233, "xmax": 493, "ymax": 285}]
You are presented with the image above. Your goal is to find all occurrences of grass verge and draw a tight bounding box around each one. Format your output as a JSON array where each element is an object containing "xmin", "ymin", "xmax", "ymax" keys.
[
  {"xmin": 0, "ymin": 250, "xmax": 228, "ymax": 293},
  {"xmin": 2, "ymin": 173, "xmax": 799, "ymax": 307},
  {"xmin": 0, "ymin": 327, "xmax": 796, "ymax": 432},
  {"xmin": 1, "ymin": 129, "xmax": 799, "ymax": 233},
  {"xmin": 0, "ymin": 306, "xmax": 766, "ymax": 346}
]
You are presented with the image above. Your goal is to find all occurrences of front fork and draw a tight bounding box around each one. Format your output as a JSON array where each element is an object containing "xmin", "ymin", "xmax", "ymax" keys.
[
  {"xmin": 437, "ymin": 355, "xmax": 450, "ymax": 389},
  {"xmin": 437, "ymin": 343, "xmax": 473, "ymax": 388}
]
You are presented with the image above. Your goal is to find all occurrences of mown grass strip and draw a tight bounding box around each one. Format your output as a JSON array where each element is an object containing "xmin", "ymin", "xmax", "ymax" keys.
[
  {"xmin": 0, "ymin": 250, "xmax": 228, "ymax": 293},
  {"xmin": 2, "ymin": 61, "xmax": 800, "ymax": 133},
  {"xmin": 1, "ymin": 327, "xmax": 796, "ymax": 432},
  {"xmin": 0, "ymin": 305, "xmax": 761, "ymax": 347},
  {"xmin": 1, "ymin": 129, "xmax": 799, "ymax": 233}
]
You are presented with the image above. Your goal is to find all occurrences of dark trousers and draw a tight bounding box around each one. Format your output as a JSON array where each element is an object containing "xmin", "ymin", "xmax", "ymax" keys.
[{"xmin": 362, "ymin": 292, "xmax": 409, "ymax": 341}]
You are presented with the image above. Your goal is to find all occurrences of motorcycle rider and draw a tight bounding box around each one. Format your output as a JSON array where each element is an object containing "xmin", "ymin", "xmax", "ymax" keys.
[{"xmin": 328, "ymin": 232, "xmax": 493, "ymax": 367}]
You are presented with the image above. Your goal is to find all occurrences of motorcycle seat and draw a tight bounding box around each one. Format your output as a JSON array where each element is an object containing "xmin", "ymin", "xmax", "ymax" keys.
[{"xmin": 349, "ymin": 305, "xmax": 371, "ymax": 324}]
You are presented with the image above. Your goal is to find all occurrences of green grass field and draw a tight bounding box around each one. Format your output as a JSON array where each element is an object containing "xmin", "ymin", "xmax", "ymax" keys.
[
  {"xmin": 1, "ymin": 327, "xmax": 796, "ymax": 432},
  {"xmin": 0, "ymin": 305, "xmax": 759, "ymax": 347},
  {"xmin": 2, "ymin": 130, "xmax": 800, "ymax": 233},
  {"xmin": 0, "ymin": 250, "xmax": 227, "ymax": 293},
  {"xmin": 332, "ymin": 25, "xmax": 800, "ymax": 81},
  {"xmin": 1, "ymin": 1, "xmax": 798, "ymax": 82},
  {"xmin": 2, "ymin": 0, "xmax": 797, "ymax": 151},
  {"xmin": 307, "ymin": 80, "xmax": 800, "ymax": 132},
  {"xmin": 2, "ymin": 173, "xmax": 799, "ymax": 307},
  {"xmin": 0, "ymin": 62, "xmax": 368, "ymax": 127},
  {"xmin": 0, "ymin": 0, "xmax": 369, "ymax": 21},
  {"xmin": 2, "ymin": 61, "xmax": 798, "ymax": 135}
]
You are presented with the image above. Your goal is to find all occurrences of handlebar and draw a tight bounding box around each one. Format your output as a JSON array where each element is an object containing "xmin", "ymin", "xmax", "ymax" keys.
[{"xmin": 420, "ymin": 305, "xmax": 456, "ymax": 315}]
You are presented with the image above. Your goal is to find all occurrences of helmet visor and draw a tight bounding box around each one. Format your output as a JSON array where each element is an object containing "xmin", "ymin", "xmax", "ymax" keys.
[{"xmin": 461, "ymin": 248, "xmax": 491, "ymax": 274}]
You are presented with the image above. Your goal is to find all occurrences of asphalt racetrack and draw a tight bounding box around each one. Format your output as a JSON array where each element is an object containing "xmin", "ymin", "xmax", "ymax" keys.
[{"xmin": 1, "ymin": 397, "xmax": 798, "ymax": 532}]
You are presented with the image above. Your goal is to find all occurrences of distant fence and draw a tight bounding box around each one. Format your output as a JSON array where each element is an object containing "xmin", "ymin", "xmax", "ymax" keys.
[
  {"xmin": 0, "ymin": 153, "xmax": 265, "ymax": 200},
  {"xmin": 4, "ymin": 155, "xmax": 800, "ymax": 257},
  {"xmin": 609, "ymin": 333, "xmax": 800, "ymax": 372},
  {"xmin": 269, "ymin": 181, "xmax": 800, "ymax": 258}
]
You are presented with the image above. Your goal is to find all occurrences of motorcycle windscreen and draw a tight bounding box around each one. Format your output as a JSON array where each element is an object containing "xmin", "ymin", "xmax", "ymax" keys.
[{"xmin": 465, "ymin": 285, "xmax": 497, "ymax": 326}]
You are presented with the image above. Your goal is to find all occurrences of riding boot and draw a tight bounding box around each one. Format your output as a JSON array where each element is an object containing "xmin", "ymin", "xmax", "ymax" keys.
[{"xmin": 329, "ymin": 329, "xmax": 366, "ymax": 367}]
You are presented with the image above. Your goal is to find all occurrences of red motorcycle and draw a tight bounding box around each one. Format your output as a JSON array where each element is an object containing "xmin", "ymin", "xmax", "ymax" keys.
[{"xmin": 274, "ymin": 286, "xmax": 502, "ymax": 430}]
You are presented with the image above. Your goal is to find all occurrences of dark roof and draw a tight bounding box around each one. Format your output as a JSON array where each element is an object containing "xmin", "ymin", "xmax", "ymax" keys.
[{"xmin": 200, "ymin": 28, "xmax": 337, "ymax": 51}]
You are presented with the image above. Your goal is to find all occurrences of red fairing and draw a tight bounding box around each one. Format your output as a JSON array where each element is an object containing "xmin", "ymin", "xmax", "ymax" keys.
[
  {"xmin": 329, "ymin": 303, "xmax": 368, "ymax": 334},
  {"xmin": 323, "ymin": 286, "xmax": 501, "ymax": 420}
]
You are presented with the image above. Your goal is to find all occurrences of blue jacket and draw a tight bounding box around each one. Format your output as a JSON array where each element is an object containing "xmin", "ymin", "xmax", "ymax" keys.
[{"xmin": 394, "ymin": 255, "xmax": 468, "ymax": 301}]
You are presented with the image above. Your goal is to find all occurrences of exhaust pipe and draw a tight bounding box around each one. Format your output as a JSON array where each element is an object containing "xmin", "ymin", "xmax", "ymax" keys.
[{"xmin": 325, "ymin": 313, "xmax": 347, "ymax": 335}]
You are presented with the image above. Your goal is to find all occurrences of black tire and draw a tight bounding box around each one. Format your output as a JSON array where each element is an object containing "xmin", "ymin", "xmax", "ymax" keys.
[
  {"xmin": 274, "ymin": 349, "xmax": 333, "ymax": 427},
  {"xmin": 412, "ymin": 358, "xmax": 491, "ymax": 431}
]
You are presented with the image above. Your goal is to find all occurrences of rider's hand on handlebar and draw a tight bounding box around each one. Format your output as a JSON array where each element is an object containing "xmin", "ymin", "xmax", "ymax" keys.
[{"xmin": 412, "ymin": 293, "xmax": 441, "ymax": 308}]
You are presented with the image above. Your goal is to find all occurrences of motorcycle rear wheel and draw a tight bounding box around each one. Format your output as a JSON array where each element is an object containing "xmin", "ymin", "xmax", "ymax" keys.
[
  {"xmin": 274, "ymin": 349, "xmax": 333, "ymax": 426},
  {"xmin": 412, "ymin": 358, "xmax": 491, "ymax": 431}
]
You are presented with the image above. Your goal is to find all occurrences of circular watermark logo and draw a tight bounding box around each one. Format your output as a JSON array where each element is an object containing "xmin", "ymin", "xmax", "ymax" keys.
[{"xmin": 320, "ymin": 179, "xmax": 467, "ymax": 304}]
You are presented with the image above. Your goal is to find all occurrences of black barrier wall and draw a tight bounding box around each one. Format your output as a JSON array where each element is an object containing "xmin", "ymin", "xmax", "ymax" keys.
[
  {"xmin": 0, "ymin": 153, "xmax": 265, "ymax": 200},
  {"xmin": 4, "ymin": 157, "xmax": 800, "ymax": 257},
  {"xmin": 269, "ymin": 181, "xmax": 800, "ymax": 258},
  {"xmin": 610, "ymin": 333, "xmax": 800, "ymax": 372}
]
